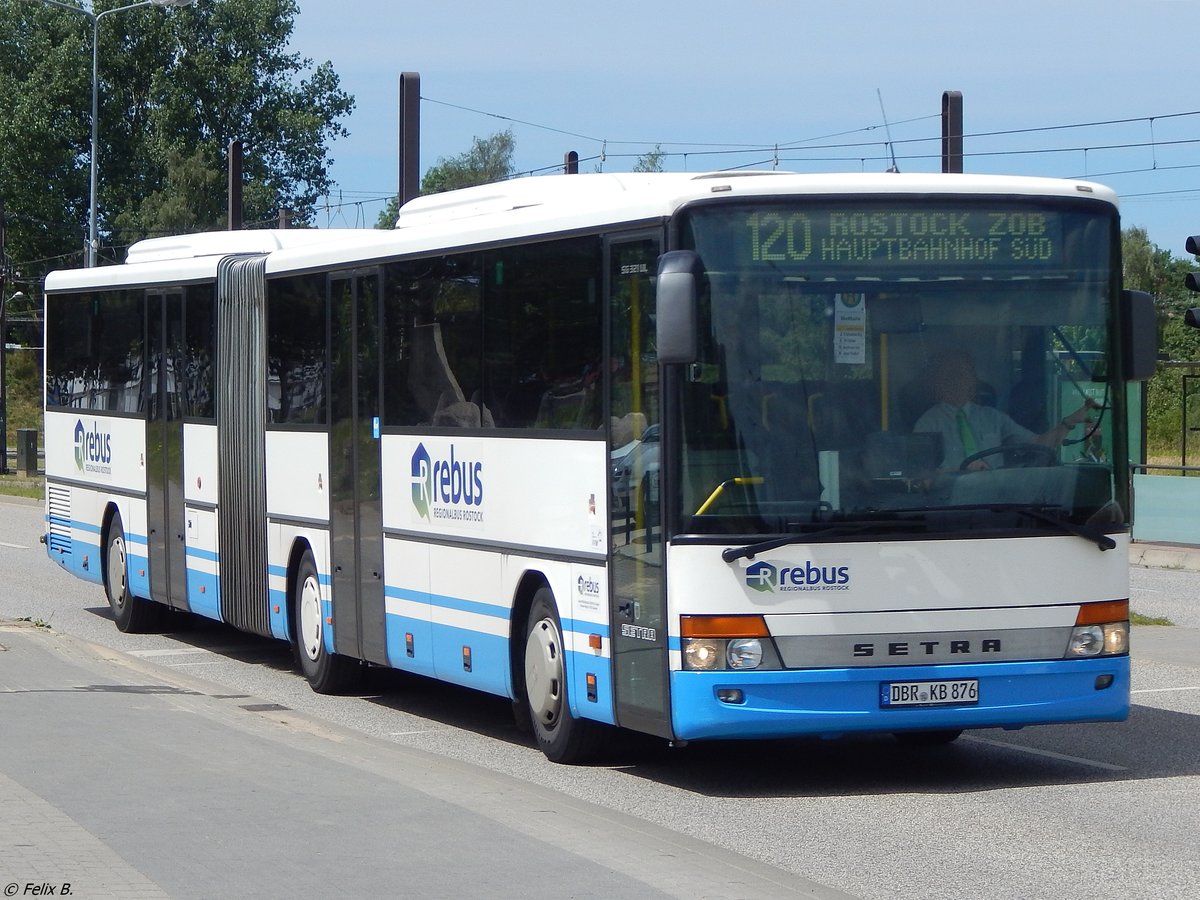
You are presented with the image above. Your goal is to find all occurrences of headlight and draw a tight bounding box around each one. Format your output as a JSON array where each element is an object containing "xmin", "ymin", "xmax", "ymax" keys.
[
  {"xmin": 727, "ymin": 638, "xmax": 763, "ymax": 670},
  {"xmin": 1066, "ymin": 622, "xmax": 1129, "ymax": 658},
  {"xmin": 1103, "ymin": 622, "xmax": 1129, "ymax": 654},
  {"xmin": 1067, "ymin": 625, "xmax": 1105, "ymax": 657},
  {"xmin": 680, "ymin": 616, "xmax": 774, "ymax": 671},
  {"xmin": 1065, "ymin": 601, "xmax": 1130, "ymax": 659},
  {"xmin": 683, "ymin": 638, "xmax": 723, "ymax": 670}
]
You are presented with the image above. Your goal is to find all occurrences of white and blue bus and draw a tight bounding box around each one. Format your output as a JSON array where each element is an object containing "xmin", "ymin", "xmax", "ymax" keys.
[{"xmin": 42, "ymin": 172, "xmax": 1156, "ymax": 762}]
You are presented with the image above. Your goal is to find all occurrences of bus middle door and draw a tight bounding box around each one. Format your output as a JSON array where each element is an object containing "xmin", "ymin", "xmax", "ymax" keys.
[
  {"xmin": 329, "ymin": 270, "xmax": 388, "ymax": 665},
  {"xmin": 146, "ymin": 290, "xmax": 188, "ymax": 610}
]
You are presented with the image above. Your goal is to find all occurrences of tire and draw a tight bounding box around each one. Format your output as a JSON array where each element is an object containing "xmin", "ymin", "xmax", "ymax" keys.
[
  {"xmin": 104, "ymin": 511, "xmax": 161, "ymax": 633},
  {"xmin": 292, "ymin": 550, "xmax": 360, "ymax": 693},
  {"xmin": 893, "ymin": 729, "xmax": 963, "ymax": 746},
  {"xmin": 523, "ymin": 587, "xmax": 604, "ymax": 763}
]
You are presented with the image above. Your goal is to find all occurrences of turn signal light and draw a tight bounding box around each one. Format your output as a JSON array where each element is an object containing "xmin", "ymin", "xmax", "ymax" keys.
[{"xmin": 680, "ymin": 615, "xmax": 769, "ymax": 638}]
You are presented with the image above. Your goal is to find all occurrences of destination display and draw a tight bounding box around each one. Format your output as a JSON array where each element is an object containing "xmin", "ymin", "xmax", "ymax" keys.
[{"xmin": 741, "ymin": 208, "xmax": 1063, "ymax": 268}]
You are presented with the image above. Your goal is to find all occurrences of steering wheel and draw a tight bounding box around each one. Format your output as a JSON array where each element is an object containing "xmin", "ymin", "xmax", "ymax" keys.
[{"xmin": 959, "ymin": 442, "xmax": 1058, "ymax": 471}]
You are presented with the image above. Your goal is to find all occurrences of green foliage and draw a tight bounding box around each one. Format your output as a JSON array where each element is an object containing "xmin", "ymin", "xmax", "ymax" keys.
[
  {"xmin": 1121, "ymin": 227, "xmax": 1200, "ymax": 459},
  {"xmin": 420, "ymin": 129, "xmax": 516, "ymax": 195},
  {"xmin": 375, "ymin": 129, "xmax": 518, "ymax": 227},
  {"xmin": 374, "ymin": 194, "xmax": 399, "ymax": 229},
  {"xmin": 632, "ymin": 145, "xmax": 666, "ymax": 173},
  {"xmin": 0, "ymin": 0, "xmax": 354, "ymax": 280}
]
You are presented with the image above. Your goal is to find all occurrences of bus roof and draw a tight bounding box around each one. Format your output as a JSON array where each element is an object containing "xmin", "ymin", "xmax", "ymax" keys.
[{"xmin": 44, "ymin": 171, "xmax": 1118, "ymax": 291}]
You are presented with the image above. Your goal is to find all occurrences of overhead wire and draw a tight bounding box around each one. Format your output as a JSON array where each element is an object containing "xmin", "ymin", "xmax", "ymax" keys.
[{"xmin": 10, "ymin": 101, "xmax": 1200, "ymax": 268}]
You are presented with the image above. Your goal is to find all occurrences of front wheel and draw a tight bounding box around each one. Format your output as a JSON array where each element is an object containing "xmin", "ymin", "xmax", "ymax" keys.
[
  {"xmin": 523, "ymin": 588, "xmax": 604, "ymax": 763},
  {"xmin": 293, "ymin": 550, "xmax": 360, "ymax": 693},
  {"xmin": 104, "ymin": 511, "xmax": 161, "ymax": 633}
]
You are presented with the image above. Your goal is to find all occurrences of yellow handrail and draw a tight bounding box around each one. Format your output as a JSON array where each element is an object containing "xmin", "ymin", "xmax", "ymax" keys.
[{"xmin": 695, "ymin": 476, "xmax": 764, "ymax": 515}]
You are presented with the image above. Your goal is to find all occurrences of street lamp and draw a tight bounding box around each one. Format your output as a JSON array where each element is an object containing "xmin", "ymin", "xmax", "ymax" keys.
[{"xmin": 29, "ymin": 0, "xmax": 197, "ymax": 267}]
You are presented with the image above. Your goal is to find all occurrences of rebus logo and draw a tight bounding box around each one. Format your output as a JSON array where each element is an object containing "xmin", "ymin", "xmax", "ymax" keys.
[
  {"xmin": 411, "ymin": 443, "xmax": 432, "ymax": 519},
  {"xmin": 744, "ymin": 559, "xmax": 851, "ymax": 592},
  {"xmin": 74, "ymin": 419, "xmax": 113, "ymax": 475},
  {"xmin": 745, "ymin": 561, "xmax": 777, "ymax": 593},
  {"xmin": 410, "ymin": 442, "xmax": 485, "ymax": 523}
]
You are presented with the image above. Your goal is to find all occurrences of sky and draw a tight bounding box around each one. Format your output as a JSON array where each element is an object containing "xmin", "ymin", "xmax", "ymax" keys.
[{"xmin": 288, "ymin": 0, "xmax": 1200, "ymax": 253}]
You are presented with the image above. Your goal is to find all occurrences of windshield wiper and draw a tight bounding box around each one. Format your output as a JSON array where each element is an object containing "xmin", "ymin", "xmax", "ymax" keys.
[
  {"xmin": 719, "ymin": 505, "xmax": 1116, "ymax": 562},
  {"xmin": 1006, "ymin": 505, "xmax": 1116, "ymax": 551},
  {"xmin": 721, "ymin": 523, "xmax": 889, "ymax": 563}
]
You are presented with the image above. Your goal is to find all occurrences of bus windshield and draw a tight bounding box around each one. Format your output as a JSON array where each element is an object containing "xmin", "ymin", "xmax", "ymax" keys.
[{"xmin": 672, "ymin": 198, "xmax": 1122, "ymax": 541}]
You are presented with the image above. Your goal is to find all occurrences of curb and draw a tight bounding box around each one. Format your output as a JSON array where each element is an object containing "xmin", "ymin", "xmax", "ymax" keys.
[{"xmin": 1129, "ymin": 543, "xmax": 1200, "ymax": 572}]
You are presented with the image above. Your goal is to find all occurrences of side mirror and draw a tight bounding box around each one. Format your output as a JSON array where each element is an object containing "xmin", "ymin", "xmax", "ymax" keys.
[
  {"xmin": 1185, "ymin": 308, "xmax": 1200, "ymax": 329},
  {"xmin": 1121, "ymin": 289, "xmax": 1157, "ymax": 381},
  {"xmin": 656, "ymin": 251, "xmax": 703, "ymax": 365}
]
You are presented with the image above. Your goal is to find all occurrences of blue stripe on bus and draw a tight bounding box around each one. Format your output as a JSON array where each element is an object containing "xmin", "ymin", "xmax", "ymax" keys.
[
  {"xmin": 186, "ymin": 567, "xmax": 222, "ymax": 621},
  {"xmin": 185, "ymin": 546, "xmax": 219, "ymax": 564},
  {"xmin": 563, "ymin": 618, "xmax": 610, "ymax": 640},
  {"xmin": 323, "ymin": 597, "xmax": 334, "ymax": 655},
  {"xmin": 382, "ymin": 597, "xmax": 615, "ymax": 725},
  {"xmin": 266, "ymin": 588, "xmax": 289, "ymax": 640}
]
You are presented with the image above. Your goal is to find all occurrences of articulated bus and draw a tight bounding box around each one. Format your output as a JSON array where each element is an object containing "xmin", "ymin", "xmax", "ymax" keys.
[{"xmin": 42, "ymin": 172, "xmax": 1156, "ymax": 762}]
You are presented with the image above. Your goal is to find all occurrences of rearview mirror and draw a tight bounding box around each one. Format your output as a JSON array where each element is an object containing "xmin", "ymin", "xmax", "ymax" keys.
[{"xmin": 656, "ymin": 251, "xmax": 703, "ymax": 365}]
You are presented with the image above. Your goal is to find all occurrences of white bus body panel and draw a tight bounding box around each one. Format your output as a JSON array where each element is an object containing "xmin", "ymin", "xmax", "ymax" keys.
[
  {"xmin": 44, "ymin": 410, "xmax": 150, "ymax": 595},
  {"xmin": 380, "ymin": 434, "xmax": 612, "ymax": 717},
  {"xmin": 264, "ymin": 431, "xmax": 332, "ymax": 641},
  {"xmin": 665, "ymin": 534, "xmax": 1130, "ymax": 670}
]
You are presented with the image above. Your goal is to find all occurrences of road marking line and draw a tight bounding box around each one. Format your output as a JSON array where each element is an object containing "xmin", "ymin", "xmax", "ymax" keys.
[
  {"xmin": 1132, "ymin": 686, "xmax": 1200, "ymax": 694},
  {"xmin": 0, "ymin": 541, "xmax": 29, "ymax": 550},
  {"xmin": 962, "ymin": 734, "xmax": 1128, "ymax": 772},
  {"xmin": 166, "ymin": 661, "xmax": 226, "ymax": 667},
  {"xmin": 128, "ymin": 648, "xmax": 211, "ymax": 657}
]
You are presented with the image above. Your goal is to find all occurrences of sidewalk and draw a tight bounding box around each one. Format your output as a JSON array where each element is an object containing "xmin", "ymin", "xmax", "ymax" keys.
[
  {"xmin": 1129, "ymin": 540, "xmax": 1200, "ymax": 572},
  {"xmin": 0, "ymin": 619, "xmax": 835, "ymax": 900}
]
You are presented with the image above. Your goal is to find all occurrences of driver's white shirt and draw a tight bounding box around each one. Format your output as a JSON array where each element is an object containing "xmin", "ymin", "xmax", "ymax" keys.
[{"xmin": 913, "ymin": 401, "xmax": 1036, "ymax": 469}]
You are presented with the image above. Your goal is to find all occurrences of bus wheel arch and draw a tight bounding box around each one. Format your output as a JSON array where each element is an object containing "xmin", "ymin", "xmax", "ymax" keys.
[
  {"xmin": 101, "ymin": 503, "xmax": 160, "ymax": 633},
  {"xmin": 520, "ymin": 583, "xmax": 605, "ymax": 763},
  {"xmin": 508, "ymin": 571, "xmax": 547, "ymax": 732},
  {"xmin": 289, "ymin": 541, "xmax": 359, "ymax": 694}
]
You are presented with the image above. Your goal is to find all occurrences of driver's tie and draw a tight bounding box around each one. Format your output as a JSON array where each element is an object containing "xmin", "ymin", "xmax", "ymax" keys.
[{"xmin": 955, "ymin": 408, "xmax": 978, "ymax": 458}]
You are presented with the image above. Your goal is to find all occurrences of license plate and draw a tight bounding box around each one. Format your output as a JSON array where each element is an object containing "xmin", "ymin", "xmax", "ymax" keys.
[{"xmin": 881, "ymin": 679, "xmax": 979, "ymax": 708}]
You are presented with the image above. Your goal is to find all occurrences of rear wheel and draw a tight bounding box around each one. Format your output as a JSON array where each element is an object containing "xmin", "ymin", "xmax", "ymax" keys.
[
  {"xmin": 104, "ymin": 511, "xmax": 161, "ymax": 633},
  {"xmin": 293, "ymin": 550, "xmax": 360, "ymax": 693},
  {"xmin": 523, "ymin": 587, "xmax": 604, "ymax": 763}
]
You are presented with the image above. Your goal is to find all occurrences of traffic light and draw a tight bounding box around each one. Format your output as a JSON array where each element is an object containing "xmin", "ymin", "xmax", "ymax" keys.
[{"xmin": 1185, "ymin": 236, "xmax": 1200, "ymax": 327}]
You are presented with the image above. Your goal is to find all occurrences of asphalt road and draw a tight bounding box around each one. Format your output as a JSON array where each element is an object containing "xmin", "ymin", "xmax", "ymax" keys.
[{"xmin": 2, "ymin": 494, "xmax": 1198, "ymax": 900}]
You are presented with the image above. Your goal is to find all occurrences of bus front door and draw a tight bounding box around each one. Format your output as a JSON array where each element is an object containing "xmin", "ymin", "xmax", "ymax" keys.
[
  {"xmin": 329, "ymin": 271, "xmax": 388, "ymax": 666},
  {"xmin": 608, "ymin": 236, "xmax": 672, "ymax": 739}
]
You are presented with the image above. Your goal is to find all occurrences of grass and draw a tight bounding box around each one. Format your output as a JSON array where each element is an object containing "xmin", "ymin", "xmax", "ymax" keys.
[
  {"xmin": 0, "ymin": 476, "xmax": 42, "ymax": 499},
  {"xmin": 1130, "ymin": 612, "xmax": 1174, "ymax": 627}
]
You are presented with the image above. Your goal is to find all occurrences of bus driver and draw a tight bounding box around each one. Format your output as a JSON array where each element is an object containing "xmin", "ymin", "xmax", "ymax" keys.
[{"xmin": 914, "ymin": 350, "xmax": 1096, "ymax": 471}]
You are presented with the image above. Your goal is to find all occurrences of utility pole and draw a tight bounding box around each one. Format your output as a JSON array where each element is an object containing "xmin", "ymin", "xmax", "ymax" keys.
[
  {"xmin": 398, "ymin": 72, "xmax": 421, "ymax": 209},
  {"xmin": 0, "ymin": 200, "xmax": 9, "ymax": 474},
  {"xmin": 228, "ymin": 139, "xmax": 244, "ymax": 230},
  {"xmin": 942, "ymin": 90, "xmax": 964, "ymax": 174}
]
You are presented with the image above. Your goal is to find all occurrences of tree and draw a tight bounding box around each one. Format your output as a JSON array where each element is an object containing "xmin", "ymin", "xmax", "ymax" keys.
[
  {"xmin": 374, "ymin": 195, "xmax": 400, "ymax": 230},
  {"xmin": 1121, "ymin": 226, "xmax": 1200, "ymax": 458},
  {"xmin": 421, "ymin": 129, "xmax": 516, "ymax": 195},
  {"xmin": 375, "ymin": 129, "xmax": 517, "ymax": 228},
  {"xmin": 0, "ymin": 0, "xmax": 354, "ymax": 278},
  {"xmin": 633, "ymin": 144, "xmax": 666, "ymax": 173}
]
